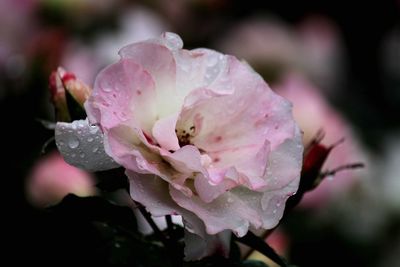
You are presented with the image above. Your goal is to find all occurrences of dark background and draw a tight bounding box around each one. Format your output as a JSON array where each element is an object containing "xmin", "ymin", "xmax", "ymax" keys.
[{"xmin": 3, "ymin": 1, "xmax": 399, "ymax": 266}]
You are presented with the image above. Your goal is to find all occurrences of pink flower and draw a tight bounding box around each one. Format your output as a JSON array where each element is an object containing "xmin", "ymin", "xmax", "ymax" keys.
[
  {"xmin": 26, "ymin": 152, "xmax": 96, "ymax": 208},
  {"xmin": 275, "ymin": 73, "xmax": 366, "ymax": 208},
  {"xmin": 217, "ymin": 16, "xmax": 344, "ymax": 94},
  {"xmin": 55, "ymin": 32, "xmax": 303, "ymax": 260}
]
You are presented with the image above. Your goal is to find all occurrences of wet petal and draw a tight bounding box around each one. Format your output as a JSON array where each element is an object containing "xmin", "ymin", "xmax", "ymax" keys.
[
  {"xmin": 119, "ymin": 40, "xmax": 179, "ymax": 117},
  {"xmin": 55, "ymin": 119, "xmax": 119, "ymax": 171},
  {"xmin": 152, "ymin": 113, "xmax": 180, "ymax": 151},
  {"xmin": 85, "ymin": 59, "xmax": 157, "ymax": 133}
]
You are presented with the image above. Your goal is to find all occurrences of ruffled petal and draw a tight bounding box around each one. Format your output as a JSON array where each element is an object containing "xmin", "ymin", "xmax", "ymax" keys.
[
  {"xmin": 85, "ymin": 59, "xmax": 157, "ymax": 133},
  {"xmin": 161, "ymin": 145, "xmax": 206, "ymax": 176},
  {"xmin": 152, "ymin": 113, "xmax": 180, "ymax": 151},
  {"xmin": 127, "ymin": 171, "xmax": 210, "ymax": 238},
  {"xmin": 263, "ymin": 125, "xmax": 303, "ymax": 191},
  {"xmin": 176, "ymin": 56, "xmax": 296, "ymax": 189},
  {"xmin": 128, "ymin": 171, "xmax": 233, "ymax": 261},
  {"xmin": 119, "ymin": 38, "xmax": 179, "ymax": 117},
  {"xmin": 193, "ymin": 173, "xmax": 237, "ymax": 203},
  {"xmin": 174, "ymin": 48, "xmax": 228, "ymax": 101},
  {"xmin": 170, "ymin": 184, "xmax": 262, "ymax": 237}
]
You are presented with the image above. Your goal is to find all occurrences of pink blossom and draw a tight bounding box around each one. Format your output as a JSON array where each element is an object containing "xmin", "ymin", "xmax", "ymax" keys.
[
  {"xmin": 26, "ymin": 152, "xmax": 96, "ymax": 208},
  {"xmin": 56, "ymin": 33, "xmax": 303, "ymax": 260},
  {"xmin": 217, "ymin": 16, "xmax": 344, "ymax": 94},
  {"xmin": 275, "ymin": 73, "xmax": 366, "ymax": 208}
]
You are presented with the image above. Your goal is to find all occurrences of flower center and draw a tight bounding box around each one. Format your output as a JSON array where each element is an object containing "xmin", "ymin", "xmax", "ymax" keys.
[{"xmin": 175, "ymin": 126, "xmax": 195, "ymax": 147}]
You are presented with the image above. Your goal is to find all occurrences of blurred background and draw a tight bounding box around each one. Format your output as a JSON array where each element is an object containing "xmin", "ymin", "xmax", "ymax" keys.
[{"xmin": 3, "ymin": 0, "xmax": 399, "ymax": 266}]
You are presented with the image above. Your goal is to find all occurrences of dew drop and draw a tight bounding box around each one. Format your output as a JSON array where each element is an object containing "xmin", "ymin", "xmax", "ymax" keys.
[
  {"xmin": 101, "ymin": 80, "xmax": 112, "ymax": 92},
  {"xmin": 272, "ymin": 209, "xmax": 277, "ymax": 214},
  {"xmin": 71, "ymin": 153, "xmax": 76, "ymax": 158},
  {"xmin": 92, "ymin": 147, "xmax": 99, "ymax": 153},
  {"xmin": 79, "ymin": 153, "xmax": 85, "ymax": 158},
  {"xmin": 68, "ymin": 136, "xmax": 80, "ymax": 149},
  {"xmin": 89, "ymin": 125, "xmax": 99, "ymax": 134},
  {"xmin": 227, "ymin": 197, "xmax": 234, "ymax": 203},
  {"xmin": 87, "ymin": 137, "xmax": 93, "ymax": 142},
  {"xmin": 207, "ymin": 54, "xmax": 218, "ymax": 67},
  {"xmin": 163, "ymin": 32, "xmax": 183, "ymax": 50}
]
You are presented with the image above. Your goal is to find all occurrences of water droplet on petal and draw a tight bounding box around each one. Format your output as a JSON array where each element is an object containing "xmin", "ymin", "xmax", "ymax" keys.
[
  {"xmin": 101, "ymin": 80, "xmax": 112, "ymax": 92},
  {"xmin": 163, "ymin": 32, "xmax": 183, "ymax": 50},
  {"xmin": 68, "ymin": 136, "xmax": 80, "ymax": 149},
  {"xmin": 89, "ymin": 125, "xmax": 99, "ymax": 134},
  {"xmin": 87, "ymin": 137, "xmax": 93, "ymax": 142},
  {"xmin": 227, "ymin": 197, "xmax": 234, "ymax": 203},
  {"xmin": 272, "ymin": 209, "xmax": 277, "ymax": 214},
  {"xmin": 207, "ymin": 54, "xmax": 218, "ymax": 67}
]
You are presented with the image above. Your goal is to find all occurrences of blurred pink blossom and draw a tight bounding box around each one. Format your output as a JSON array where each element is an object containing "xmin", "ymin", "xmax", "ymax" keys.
[
  {"xmin": 218, "ymin": 16, "xmax": 345, "ymax": 95},
  {"xmin": 275, "ymin": 73, "xmax": 366, "ymax": 208},
  {"xmin": 26, "ymin": 151, "xmax": 96, "ymax": 207},
  {"xmin": 265, "ymin": 228, "xmax": 289, "ymax": 257}
]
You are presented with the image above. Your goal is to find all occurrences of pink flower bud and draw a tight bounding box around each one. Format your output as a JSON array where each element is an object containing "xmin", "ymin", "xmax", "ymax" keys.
[
  {"xmin": 49, "ymin": 67, "xmax": 92, "ymax": 121},
  {"xmin": 49, "ymin": 68, "xmax": 69, "ymax": 122},
  {"xmin": 61, "ymin": 69, "xmax": 91, "ymax": 107}
]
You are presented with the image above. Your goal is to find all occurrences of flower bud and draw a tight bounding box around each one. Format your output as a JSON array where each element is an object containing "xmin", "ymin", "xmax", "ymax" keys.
[
  {"xmin": 49, "ymin": 68, "xmax": 69, "ymax": 122},
  {"xmin": 49, "ymin": 67, "xmax": 91, "ymax": 121}
]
